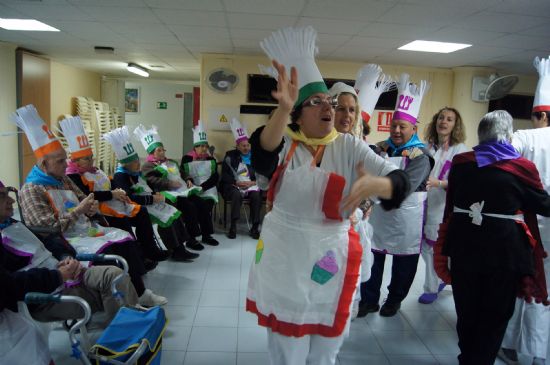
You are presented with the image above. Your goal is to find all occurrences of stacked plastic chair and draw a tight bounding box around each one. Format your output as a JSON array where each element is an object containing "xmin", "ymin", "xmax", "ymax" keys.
[{"xmin": 94, "ymin": 101, "xmax": 115, "ymax": 175}]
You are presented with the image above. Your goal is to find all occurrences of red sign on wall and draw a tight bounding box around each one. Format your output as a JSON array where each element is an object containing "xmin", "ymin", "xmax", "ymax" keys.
[{"xmin": 376, "ymin": 111, "xmax": 393, "ymax": 132}]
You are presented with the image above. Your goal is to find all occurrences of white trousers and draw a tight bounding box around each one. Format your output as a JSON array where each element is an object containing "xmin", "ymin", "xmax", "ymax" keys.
[
  {"xmin": 420, "ymin": 239, "xmax": 442, "ymax": 294},
  {"xmin": 502, "ymin": 239, "xmax": 550, "ymax": 359},
  {"xmin": 267, "ymin": 328, "xmax": 348, "ymax": 365}
]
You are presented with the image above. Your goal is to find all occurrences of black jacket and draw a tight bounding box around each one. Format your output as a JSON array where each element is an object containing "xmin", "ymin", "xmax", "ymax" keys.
[
  {"xmin": 220, "ymin": 149, "xmax": 257, "ymax": 191},
  {"xmin": 112, "ymin": 172, "xmax": 154, "ymax": 206},
  {"xmin": 180, "ymin": 155, "xmax": 219, "ymax": 191}
]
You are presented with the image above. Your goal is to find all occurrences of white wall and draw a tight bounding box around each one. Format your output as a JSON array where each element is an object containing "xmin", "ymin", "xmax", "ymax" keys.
[
  {"xmin": 125, "ymin": 81, "xmax": 195, "ymax": 158},
  {"xmin": 0, "ymin": 42, "xmax": 19, "ymax": 188}
]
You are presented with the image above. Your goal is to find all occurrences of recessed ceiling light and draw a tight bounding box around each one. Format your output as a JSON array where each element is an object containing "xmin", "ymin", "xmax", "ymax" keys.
[
  {"xmin": 0, "ymin": 18, "xmax": 59, "ymax": 31},
  {"xmin": 127, "ymin": 63, "xmax": 149, "ymax": 77},
  {"xmin": 398, "ymin": 40, "xmax": 471, "ymax": 53}
]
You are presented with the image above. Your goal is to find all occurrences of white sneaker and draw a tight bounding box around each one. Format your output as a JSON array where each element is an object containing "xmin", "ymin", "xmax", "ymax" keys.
[{"xmin": 138, "ymin": 289, "xmax": 168, "ymax": 306}]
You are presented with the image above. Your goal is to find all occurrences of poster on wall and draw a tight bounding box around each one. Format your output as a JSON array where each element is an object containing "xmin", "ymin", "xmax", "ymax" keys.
[
  {"xmin": 125, "ymin": 88, "xmax": 140, "ymax": 113},
  {"xmin": 207, "ymin": 106, "xmax": 239, "ymax": 131},
  {"xmin": 375, "ymin": 110, "xmax": 394, "ymax": 132}
]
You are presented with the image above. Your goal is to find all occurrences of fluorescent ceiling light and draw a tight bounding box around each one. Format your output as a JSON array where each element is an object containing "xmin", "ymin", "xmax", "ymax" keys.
[
  {"xmin": 0, "ymin": 18, "xmax": 59, "ymax": 31},
  {"xmin": 398, "ymin": 40, "xmax": 471, "ymax": 53},
  {"xmin": 127, "ymin": 63, "xmax": 149, "ymax": 77}
]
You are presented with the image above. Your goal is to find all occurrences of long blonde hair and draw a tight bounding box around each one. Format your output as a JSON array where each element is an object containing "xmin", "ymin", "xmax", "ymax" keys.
[{"xmin": 424, "ymin": 107, "xmax": 466, "ymax": 146}]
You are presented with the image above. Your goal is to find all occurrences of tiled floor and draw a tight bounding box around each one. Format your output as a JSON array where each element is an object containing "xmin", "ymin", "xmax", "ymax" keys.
[{"xmin": 48, "ymin": 224, "xmax": 550, "ymax": 365}]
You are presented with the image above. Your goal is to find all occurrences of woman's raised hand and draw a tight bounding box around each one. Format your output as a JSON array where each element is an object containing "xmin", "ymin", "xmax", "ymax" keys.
[{"xmin": 271, "ymin": 60, "xmax": 298, "ymax": 112}]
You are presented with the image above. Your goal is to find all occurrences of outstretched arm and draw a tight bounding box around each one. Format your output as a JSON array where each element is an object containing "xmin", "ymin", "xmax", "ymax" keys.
[{"xmin": 259, "ymin": 60, "xmax": 298, "ymax": 152}]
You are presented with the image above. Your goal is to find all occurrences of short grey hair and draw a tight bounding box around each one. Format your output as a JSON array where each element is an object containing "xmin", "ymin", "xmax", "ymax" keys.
[{"xmin": 477, "ymin": 110, "xmax": 514, "ymax": 143}]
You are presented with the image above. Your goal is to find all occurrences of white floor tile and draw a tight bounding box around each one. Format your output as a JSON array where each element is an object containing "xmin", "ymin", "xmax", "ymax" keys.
[
  {"xmin": 194, "ymin": 307, "xmax": 239, "ymax": 327},
  {"xmin": 162, "ymin": 289, "xmax": 202, "ymax": 306},
  {"xmin": 400, "ymin": 310, "xmax": 454, "ymax": 331},
  {"xmin": 415, "ymin": 331, "xmax": 460, "ymax": 355},
  {"xmin": 374, "ymin": 331, "xmax": 431, "ymax": 355},
  {"xmin": 199, "ymin": 290, "xmax": 240, "ymax": 307},
  {"xmin": 364, "ymin": 311, "xmax": 414, "ymax": 331},
  {"xmin": 161, "ymin": 350, "xmax": 186, "ymax": 365},
  {"xmin": 184, "ymin": 351, "xmax": 236, "ymax": 365},
  {"xmin": 164, "ymin": 305, "xmax": 198, "ymax": 327},
  {"xmin": 237, "ymin": 327, "xmax": 268, "ymax": 352},
  {"xmin": 187, "ymin": 327, "xmax": 238, "ymax": 352},
  {"xmin": 238, "ymin": 308, "xmax": 260, "ymax": 328},
  {"xmin": 340, "ymin": 326, "xmax": 384, "ymax": 355},
  {"xmin": 237, "ymin": 352, "xmax": 270, "ymax": 365},
  {"xmin": 386, "ymin": 354, "xmax": 439, "ymax": 364},
  {"xmin": 163, "ymin": 326, "xmax": 192, "ymax": 351},
  {"xmin": 338, "ymin": 353, "xmax": 390, "ymax": 365}
]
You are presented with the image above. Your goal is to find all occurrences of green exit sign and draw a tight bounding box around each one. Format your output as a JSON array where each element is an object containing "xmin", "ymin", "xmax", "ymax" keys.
[{"xmin": 157, "ymin": 102, "xmax": 167, "ymax": 109}]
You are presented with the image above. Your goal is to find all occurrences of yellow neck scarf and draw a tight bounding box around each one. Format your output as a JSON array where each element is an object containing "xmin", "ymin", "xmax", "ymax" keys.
[{"xmin": 285, "ymin": 127, "xmax": 340, "ymax": 147}]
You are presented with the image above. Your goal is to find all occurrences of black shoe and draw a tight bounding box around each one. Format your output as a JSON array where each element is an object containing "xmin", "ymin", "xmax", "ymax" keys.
[
  {"xmin": 143, "ymin": 258, "xmax": 158, "ymax": 272},
  {"xmin": 227, "ymin": 226, "xmax": 237, "ymax": 239},
  {"xmin": 186, "ymin": 238, "xmax": 205, "ymax": 251},
  {"xmin": 149, "ymin": 250, "xmax": 171, "ymax": 262},
  {"xmin": 379, "ymin": 302, "xmax": 400, "ymax": 317},
  {"xmin": 357, "ymin": 302, "xmax": 380, "ymax": 318},
  {"xmin": 171, "ymin": 245, "xmax": 199, "ymax": 262},
  {"xmin": 202, "ymin": 236, "xmax": 219, "ymax": 246},
  {"xmin": 249, "ymin": 226, "xmax": 260, "ymax": 240}
]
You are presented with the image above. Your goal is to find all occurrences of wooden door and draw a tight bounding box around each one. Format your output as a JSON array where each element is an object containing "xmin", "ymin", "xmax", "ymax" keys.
[{"xmin": 16, "ymin": 50, "xmax": 51, "ymax": 181}]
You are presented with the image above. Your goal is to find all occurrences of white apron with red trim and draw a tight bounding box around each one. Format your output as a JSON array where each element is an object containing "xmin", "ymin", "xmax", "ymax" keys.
[
  {"xmin": 131, "ymin": 176, "xmax": 182, "ymax": 228},
  {"xmin": 155, "ymin": 160, "xmax": 202, "ymax": 202},
  {"xmin": 1, "ymin": 222, "xmax": 58, "ymax": 270},
  {"xmin": 246, "ymin": 143, "xmax": 362, "ymax": 338},
  {"xmin": 182, "ymin": 160, "xmax": 219, "ymax": 203},
  {"xmin": 370, "ymin": 156, "xmax": 427, "ymax": 255},
  {"xmin": 81, "ymin": 170, "xmax": 140, "ymax": 218},
  {"xmin": 46, "ymin": 189, "xmax": 133, "ymax": 254},
  {"xmin": 0, "ymin": 309, "xmax": 51, "ymax": 365},
  {"xmin": 423, "ymin": 143, "xmax": 467, "ymax": 244}
]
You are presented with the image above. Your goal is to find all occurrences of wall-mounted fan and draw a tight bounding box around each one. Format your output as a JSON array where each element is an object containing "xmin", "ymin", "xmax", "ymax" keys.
[
  {"xmin": 207, "ymin": 68, "xmax": 239, "ymax": 93},
  {"xmin": 471, "ymin": 73, "xmax": 519, "ymax": 102}
]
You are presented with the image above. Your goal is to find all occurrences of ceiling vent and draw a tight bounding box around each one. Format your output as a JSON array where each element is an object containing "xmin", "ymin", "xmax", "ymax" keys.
[{"xmin": 94, "ymin": 46, "xmax": 114, "ymax": 55}]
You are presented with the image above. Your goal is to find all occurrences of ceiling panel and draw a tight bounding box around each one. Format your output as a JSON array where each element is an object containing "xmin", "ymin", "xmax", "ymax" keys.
[
  {"xmin": 223, "ymin": 0, "xmax": 306, "ymax": 16},
  {"xmin": 153, "ymin": 9, "xmax": 227, "ymax": 27},
  {"xmin": 226, "ymin": 13, "xmax": 298, "ymax": 30},
  {"xmin": 454, "ymin": 11, "xmax": 546, "ymax": 33},
  {"xmin": 377, "ymin": 3, "xmax": 479, "ymax": 27},
  {"xmin": 359, "ymin": 22, "xmax": 440, "ymax": 40},
  {"xmin": 77, "ymin": 5, "xmax": 159, "ymax": 23},
  {"xmin": 301, "ymin": 0, "xmax": 396, "ymax": 21},
  {"xmin": 296, "ymin": 17, "xmax": 367, "ymax": 36},
  {"xmin": 144, "ymin": 0, "xmax": 223, "ymax": 11}
]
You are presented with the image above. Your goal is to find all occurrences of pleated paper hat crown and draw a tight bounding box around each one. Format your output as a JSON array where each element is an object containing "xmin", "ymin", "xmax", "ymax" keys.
[
  {"xmin": 393, "ymin": 73, "xmax": 430, "ymax": 125},
  {"xmin": 354, "ymin": 64, "xmax": 395, "ymax": 124},
  {"xmin": 10, "ymin": 104, "xmax": 63, "ymax": 158},
  {"xmin": 59, "ymin": 116, "xmax": 93, "ymax": 159},
  {"xmin": 103, "ymin": 126, "xmax": 139, "ymax": 164},
  {"xmin": 533, "ymin": 55, "xmax": 550, "ymax": 112},
  {"xmin": 193, "ymin": 120, "xmax": 208, "ymax": 146},
  {"xmin": 259, "ymin": 26, "xmax": 328, "ymax": 108},
  {"xmin": 230, "ymin": 118, "xmax": 248, "ymax": 144},
  {"xmin": 134, "ymin": 124, "xmax": 163, "ymax": 154}
]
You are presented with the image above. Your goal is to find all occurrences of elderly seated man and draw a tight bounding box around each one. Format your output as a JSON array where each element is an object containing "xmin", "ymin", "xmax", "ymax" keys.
[
  {"xmin": 0, "ymin": 180, "xmax": 138, "ymax": 322},
  {"xmin": 13, "ymin": 105, "xmax": 166, "ymax": 307}
]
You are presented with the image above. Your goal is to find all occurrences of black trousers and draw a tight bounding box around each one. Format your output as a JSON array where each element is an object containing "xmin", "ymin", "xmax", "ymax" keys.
[
  {"xmin": 223, "ymin": 185, "xmax": 262, "ymax": 225},
  {"xmin": 157, "ymin": 217, "xmax": 189, "ymax": 250},
  {"xmin": 361, "ymin": 251, "xmax": 420, "ymax": 305},
  {"xmin": 451, "ymin": 266, "xmax": 518, "ymax": 365},
  {"xmin": 176, "ymin": 195, "xmax": 214, "ymax": 238},
  {"xmin": 105, "ymin": 207, "xmax": 162, "ymax": 258}
]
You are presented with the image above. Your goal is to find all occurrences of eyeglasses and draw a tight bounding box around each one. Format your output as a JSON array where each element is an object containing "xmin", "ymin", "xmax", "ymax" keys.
[{"xmin": 302, "ymin": 96, "xmax": 338, "ymax": 108}]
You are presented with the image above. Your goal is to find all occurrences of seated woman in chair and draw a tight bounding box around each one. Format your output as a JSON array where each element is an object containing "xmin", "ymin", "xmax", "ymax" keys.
[
  {"xmin": 140, "ymin": 122, "xmax": 219, "ymax": 247},
  {"xmin": 105, "ymin": 126, "xmax": 200, "ymax": 261},
  {"xmin": 60, "ymin": 116, "xmax": 171, "ymax": 263},
  {"xmin": 220, "ymin": 118, "xmax": 262, "ymax": 239}
]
